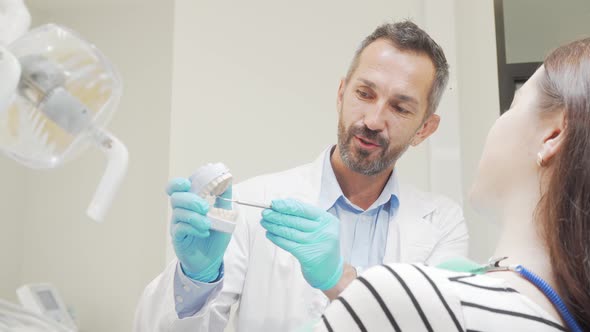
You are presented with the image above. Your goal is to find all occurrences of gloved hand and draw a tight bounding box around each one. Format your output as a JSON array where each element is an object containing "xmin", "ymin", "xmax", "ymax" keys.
[
  {"xmin": 167, "ymin": 178, "xmax": 232, "ymax": 283},
  {"xmin": 261, "ymin": 199, "xmax": 343, "ymax": 290}
]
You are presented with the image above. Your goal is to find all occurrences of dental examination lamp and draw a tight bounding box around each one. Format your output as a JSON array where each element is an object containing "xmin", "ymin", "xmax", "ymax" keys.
[{"xmin": 0, "ymin": 22, "xmax": 128, "ymax": 222}]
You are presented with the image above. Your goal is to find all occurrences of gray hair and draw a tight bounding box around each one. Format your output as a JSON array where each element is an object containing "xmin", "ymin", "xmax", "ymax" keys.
[{"xmin": 346, "ymin": 20, "xmax": 449, "ymax": 116}]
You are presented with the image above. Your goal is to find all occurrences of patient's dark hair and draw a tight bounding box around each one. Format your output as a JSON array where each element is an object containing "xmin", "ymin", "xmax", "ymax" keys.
[
  {"xmin": 346, "ymin": 20, "xmax": 449, "ymax": 116},
  {"xmin": 536, "ymin": 37, "xmax": 590, "ymax": 330}
]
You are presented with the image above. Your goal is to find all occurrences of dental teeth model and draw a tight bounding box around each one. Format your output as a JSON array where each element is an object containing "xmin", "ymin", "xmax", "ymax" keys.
[{"xmin": 189, "ymin": 162, "xmax": 238, "ymax": 233}]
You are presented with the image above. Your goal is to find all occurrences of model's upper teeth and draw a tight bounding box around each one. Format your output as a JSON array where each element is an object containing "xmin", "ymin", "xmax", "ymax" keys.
[{"xmin": 209, "ymin": 207, "xmax": 237, "ymax": 221}]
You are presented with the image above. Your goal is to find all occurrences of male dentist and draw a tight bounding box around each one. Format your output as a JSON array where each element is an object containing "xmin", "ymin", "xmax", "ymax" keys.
[{"xmin": 135, "ymin": 20, "xmax": 468, "ymax": 331}]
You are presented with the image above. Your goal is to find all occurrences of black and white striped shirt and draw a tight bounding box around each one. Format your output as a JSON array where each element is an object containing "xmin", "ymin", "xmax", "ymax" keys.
[{"xmin": 315, "ymin": 263, "xmax": 566, "ymax": 332}]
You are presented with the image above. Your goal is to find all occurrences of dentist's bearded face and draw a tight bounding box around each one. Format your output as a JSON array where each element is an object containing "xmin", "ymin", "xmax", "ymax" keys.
[{"xmin": 335, "ymin": 39, "xmax": 438, "ymax": 176}]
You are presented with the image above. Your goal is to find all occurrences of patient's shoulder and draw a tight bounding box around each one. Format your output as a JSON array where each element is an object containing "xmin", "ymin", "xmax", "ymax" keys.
[
  {"xmin": 320, "ymin": 263, "xmax": 466, "ymax": 331},
  {"xmin": 318, "ymin": 263, "xmax": 566, "ymax": 332}
]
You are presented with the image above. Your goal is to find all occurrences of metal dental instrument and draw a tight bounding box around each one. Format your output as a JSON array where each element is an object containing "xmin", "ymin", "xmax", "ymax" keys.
[{"xmin": 215, "ymin": 196, "xmax": 271, "ymax": 209}]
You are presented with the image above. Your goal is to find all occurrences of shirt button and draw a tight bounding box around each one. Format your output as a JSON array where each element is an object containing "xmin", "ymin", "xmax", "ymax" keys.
[
  {"xmin": 176, "ymin": 295, "xmax": 184, "ymax": 303},
  {"xmin": 183, "ymin": 285, "xmax": 191, "ymax": 292}
]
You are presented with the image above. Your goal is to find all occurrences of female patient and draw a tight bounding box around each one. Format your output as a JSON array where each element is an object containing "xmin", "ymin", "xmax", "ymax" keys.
[{"xmin": 315, "ymin": 38, "xmax": 590, "ymax": 331}]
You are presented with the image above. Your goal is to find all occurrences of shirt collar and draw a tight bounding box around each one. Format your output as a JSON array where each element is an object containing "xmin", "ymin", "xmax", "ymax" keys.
[{"xmin": 317, "ymin": 146, "xmax": 400, "ymax": 211}]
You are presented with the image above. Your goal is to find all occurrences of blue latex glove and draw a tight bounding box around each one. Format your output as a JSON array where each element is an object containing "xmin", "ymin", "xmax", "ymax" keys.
[
  {"xmin": 261, "ymin": 199, "xmax": 343, "ymax": 290},
  {"xmin": 167, "ymin": 178, "xmax": 232, "ymax": 282}
]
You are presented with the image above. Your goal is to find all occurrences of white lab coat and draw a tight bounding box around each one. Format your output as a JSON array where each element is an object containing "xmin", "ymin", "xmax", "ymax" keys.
[{"xmin": 134, "ymin": 150, "xmax": 468, "ymax": 332}]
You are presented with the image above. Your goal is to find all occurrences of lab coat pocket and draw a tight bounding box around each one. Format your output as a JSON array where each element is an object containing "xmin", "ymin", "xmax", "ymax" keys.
[{"xmin": 398, "ymin": 221, "xmax": 438, "ymax": 262}]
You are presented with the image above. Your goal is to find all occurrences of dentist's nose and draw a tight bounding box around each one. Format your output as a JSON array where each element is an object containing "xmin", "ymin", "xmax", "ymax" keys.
[{"xmin": 363, "ymin": 103, "xmax": 388, "ymax": 132}]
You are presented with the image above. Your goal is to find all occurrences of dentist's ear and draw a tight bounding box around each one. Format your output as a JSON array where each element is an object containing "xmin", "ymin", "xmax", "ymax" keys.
[
  {"xmin": 410, "ymin": 114, "xmax": 440, "ymax": 146},
  {"xmin": 537, "ymin": 111, "xmax": 566, "ymax": 167},
  {"xmin": 336, "ymin": 78, "xmax": 346, "ymax": 113}
]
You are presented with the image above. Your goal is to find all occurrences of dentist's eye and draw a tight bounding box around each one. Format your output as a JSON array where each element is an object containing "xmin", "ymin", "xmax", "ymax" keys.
[
  {"xmin": 356, "ymin": 89, "xmax": 371, "ymax": 99},
  {"xmin": 395, "ymin": 106, "xmax": 409, "ymax": 114}
]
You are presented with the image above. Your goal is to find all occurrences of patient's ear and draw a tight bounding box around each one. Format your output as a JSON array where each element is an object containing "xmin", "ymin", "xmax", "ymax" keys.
[{"xmin": 538, "ymin": 111, "xmax": 566, "ymax": 165}]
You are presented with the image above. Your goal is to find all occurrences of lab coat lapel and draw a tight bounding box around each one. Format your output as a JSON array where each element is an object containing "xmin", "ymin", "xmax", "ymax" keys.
[
  {"xmin": 306, "ymin": 147, "xmax": 330, "ymax": 207},
  {"xmin": 383, "ymin": 182, "xmax": 438, "ymax": 263}
]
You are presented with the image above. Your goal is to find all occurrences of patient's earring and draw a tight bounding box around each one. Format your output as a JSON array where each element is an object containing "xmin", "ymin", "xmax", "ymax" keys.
[{"xmin": 536, "ymin": 152, "xmax": 545, "ymax": 167}]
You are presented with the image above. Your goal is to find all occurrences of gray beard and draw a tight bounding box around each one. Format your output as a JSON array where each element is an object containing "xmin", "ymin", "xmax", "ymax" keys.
[{"xmin": 337, "ymin": 116, "xmax": 408, "ymax": 176}]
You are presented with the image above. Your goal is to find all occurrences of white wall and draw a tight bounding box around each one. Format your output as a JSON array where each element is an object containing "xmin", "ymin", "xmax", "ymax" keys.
[
  {"xmin": 169, "ymin": 0, "xmax": 434, "ymax": 186},
  {"xmin": 455, "ymin": 0, "xmax": 501, "ymax": 261},
  {"xmin": 0, "ymin": 160, "xmax": 25, "ymax": 302},
  {"xmin": 0, "ymin": 1, "xmax": 175, "ymax": 331},
  {"xmin": 504, "ymin": 0, "xmax": 590, "ymax": 63},
  {"xmin": 423, "ymin": 0, "xmax": 465, "ymax": 206}
]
